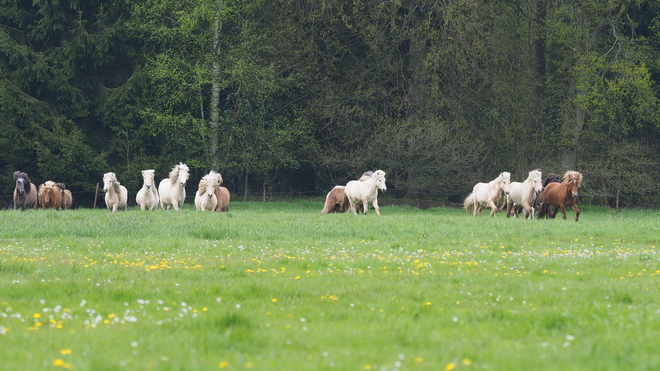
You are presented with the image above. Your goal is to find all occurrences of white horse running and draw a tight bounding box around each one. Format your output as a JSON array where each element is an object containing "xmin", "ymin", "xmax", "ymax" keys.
[
  {"xmin": 158, "ymin": 163, "xmax": 190, "ymax": 211},
  {"xmin": 345, "ymin": 170, "xmax": 387, "ymax": 215},
  {"xmin": 195, "ymin": 171, "xmax": 219, "ymax": 211},
  {"xmin": 463, "ymin": 172, "xmax": 511, "ymax": 217},
  {"xmin": 136, "ymin": 169, "xmax": 160, "ymax": 211},
  {"xmin": 505, "ymin": 170, "xmax": 543, "ymax": 219},
  {"xmin": 103, "ymin": 172, "xmax": 128, "ymax": 212}
]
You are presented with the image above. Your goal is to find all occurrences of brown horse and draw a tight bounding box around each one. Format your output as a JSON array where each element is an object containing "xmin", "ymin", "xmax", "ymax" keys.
[
  {"xmin": 13, "ymin": 171, "xmax": 38, "ymax": 210},
  {"xmin": 538, "ymin": 171, "xmax": 583, "ymax": 221},
  {"xmin": 56, "ymin": 183, "xmax": 73, "ymax": 209},
  {"xmin": 39, "ymin": 182, "xmax": 62, "ymax": 210},
  {"xmin": 215, "ymin": 186, "xmax": 230, "ymax": 212}
]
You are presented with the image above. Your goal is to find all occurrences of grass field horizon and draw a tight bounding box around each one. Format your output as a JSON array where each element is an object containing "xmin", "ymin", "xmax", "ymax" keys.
[{"xmin": 1, "ymin": 201, "xmax": 659, "ymax": 370}]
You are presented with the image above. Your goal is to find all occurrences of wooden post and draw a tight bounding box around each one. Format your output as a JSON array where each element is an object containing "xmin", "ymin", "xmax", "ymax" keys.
[
  {"xmin": 93, "ymin": 183, "xmax": 99, "ymax": 209},
  {"xmin": 615, "ymin": 190, "xmax": 620, "ymax": 212}
]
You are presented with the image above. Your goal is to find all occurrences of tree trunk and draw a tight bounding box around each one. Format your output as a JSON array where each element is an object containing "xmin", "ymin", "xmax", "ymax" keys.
[{"xmin": 209, "ymin": 0, "xmax": 223, "ymax": 170}]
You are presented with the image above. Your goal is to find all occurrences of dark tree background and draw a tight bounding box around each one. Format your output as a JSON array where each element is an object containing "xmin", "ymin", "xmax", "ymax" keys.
[{"xmin": 2, "ymin": 0, "xmax": 660, "ymax": 206}]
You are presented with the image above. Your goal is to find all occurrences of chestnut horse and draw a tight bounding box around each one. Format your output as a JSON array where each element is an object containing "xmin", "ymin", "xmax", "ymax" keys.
[
  {"xmin": 39, "ymin": 181, "xmax": 62, "ymax": 210},
  {"xmin": 56, "ymin": 183, "xmax": 73, "ymax": 209},
  {"xmin": 13, "ymin": 171, "xmax": 38, "ymax": 210},
  {"xmin": 538, "ymin": 171, "xmax": 583, "ymax": 221}
]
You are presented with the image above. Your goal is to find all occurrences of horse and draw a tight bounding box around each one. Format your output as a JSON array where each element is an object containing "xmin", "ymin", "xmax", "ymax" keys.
[
  {"xmin": 321, "ymin": 171, "xmax": 373, "ymax": 214},
  {"xmin": 463, "ymin": 172, "xmax": 511, "ymax": 217},
  {"xmin": 537, "ymin": 171, "xmax": 583, "ymax": 221},
  {"xmin": 39, "ymin": 181, "xmax": 62, "ymax": 210},
  {"xmin": 535, "ymin": 172, "xmax": 561, "ymax": 217},
  {"xmin": 103, "ymin": 172, "xmax": 128, "ymax": 212},
  {"xmin": 136, "ymin": 169, "xmax": 160, "ymax": 211},
  {"xmin": 212, "ymin": 173, "xmax": 230, "ymax": 212},
  {"xmin": 159, "ymin": 163, "xmax": 190, "ymax": 211},
  {"xmin": 195, "ymin": 171, "xmax": 219, "ymax": 211},
  {"xmin": 56, "ymin": 183, "xmax": 73, "ymax": 209},
  {"xmin": 504, "ymin": 170, "xmax": 543, "ymax": 219},
  {"xmin": 13, "ymin": 171, "xmax": 37, "ymax": 210},
  {"xmin": 345, "ymin": 170, "xmax": 387, "ymax": 215}
]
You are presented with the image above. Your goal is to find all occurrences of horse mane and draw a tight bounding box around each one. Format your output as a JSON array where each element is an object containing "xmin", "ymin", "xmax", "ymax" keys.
[
  {"xmin": 543, "ymin": 173, "xmax": 560, "ymax": 188},
  {"xmin": 56, "ymin": 182, "xmax": 66, "ymax": 190},
  {"xmin": 563, "ymin": 171, "xmax": 583, "ymax": 187},
  {"xmin": 525, "ymin": 170, "xmax": 542, "ymax": 182},
  {"xmin": 14, "ymin": 171, "xmax": 33, "ymax": 194},
  {"xmin": 197, "ymin": 173, "xmax": 217, "ymax": 195},
  {"xmin": 168, "ymin": 163, "xmax": 189, "ymax": 184},
  {"xmin": 38, "ymin": 181, "xmax": 56, "ymax": 198}
]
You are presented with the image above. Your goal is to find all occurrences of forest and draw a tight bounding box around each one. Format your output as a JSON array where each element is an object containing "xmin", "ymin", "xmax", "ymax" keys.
[{"xmin": 2, "ymin": 0, "xmax": 660, "ymax": 207}]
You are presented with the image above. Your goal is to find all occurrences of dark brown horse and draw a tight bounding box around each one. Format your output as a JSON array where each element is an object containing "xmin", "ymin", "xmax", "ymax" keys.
[
  {"xmin": 538, "ymin": 171, "xmax": 583, "ymax": 221},
  {"xmin": 39, "ymin": 182, "xmax": 62, "ymax": 210},
  {"xmin": 13, "ymin": 171, "xmax": 38, "ymax": 210}
]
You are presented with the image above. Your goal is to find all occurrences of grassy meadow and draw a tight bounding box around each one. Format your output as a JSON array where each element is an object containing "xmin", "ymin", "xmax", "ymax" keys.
[{"xmin": 1, "ymin": 201, "xmax": 659, "ymax": 370}]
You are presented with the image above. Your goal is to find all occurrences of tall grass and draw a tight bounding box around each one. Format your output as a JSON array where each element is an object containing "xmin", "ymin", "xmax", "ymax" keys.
[{"xmin": 1, "ymin": 202, "xmax": 659, "ymax": 370}]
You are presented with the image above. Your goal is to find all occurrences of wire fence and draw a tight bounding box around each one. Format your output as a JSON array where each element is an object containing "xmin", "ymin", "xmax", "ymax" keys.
[{"xmin": 2, "ymin": 189, "xmax": 659, "ymax": 210}]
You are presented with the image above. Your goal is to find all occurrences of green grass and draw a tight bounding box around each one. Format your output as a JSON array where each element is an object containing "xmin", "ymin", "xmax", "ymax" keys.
[{"xmin": 1, "ymin": 202, "xmax": 660, "ymax": 370}]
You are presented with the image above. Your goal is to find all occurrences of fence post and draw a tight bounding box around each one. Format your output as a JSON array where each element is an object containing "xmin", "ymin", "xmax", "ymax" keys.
[{"xmin": 93, "ymin": 183, "xmax": 99, "ymax": 209}]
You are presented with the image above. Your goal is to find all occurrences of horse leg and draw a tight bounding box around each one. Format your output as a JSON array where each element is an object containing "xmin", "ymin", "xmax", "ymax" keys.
[
  {"xmin": 571, "ymin": 204, "xmax": 580, "ymax": 222},
  {"xmin": 362, "ymin": 198, "xmax": 368, "ymax": 215},
  {"xmin": 505, "ymin": 198, "xmax": 512, "ymax": 218},
  {"xmin": 372, "ymin": 199, "xmax": 381, "ymax": 216},
  {"xmin": 522, "ymin": 201, "xmax": 533, "ymax": 220},
  {"xmin": 488, "ymin": 200, "xmax": 498, "ymax": 216}
]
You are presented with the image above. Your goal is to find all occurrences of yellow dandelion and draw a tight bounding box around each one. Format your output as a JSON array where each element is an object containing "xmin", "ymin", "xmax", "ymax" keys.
[
  {"xmin": 218, "ymin": 361, "xmax": 229, "ymax": 368},
  {"xmin": 33, "ymin": 313, "xmax": 41, "ymax": 319},
  {"xmin": 60, "ymin": 349, "xmax": 72, "ymax": 355},
  {"xmin": 462, "ymin": 358, "xmax": 472, "ymax": 366},
  {"xmin": 272, "ymin": 299, "xmax": 278, "ymax": 303},
  {"xmin": 445, "ymin": 362, "xmax": 456, "ymax": 371}
]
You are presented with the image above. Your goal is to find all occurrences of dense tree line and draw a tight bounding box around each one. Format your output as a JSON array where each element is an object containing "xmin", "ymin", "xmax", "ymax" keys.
[{"xmin": 2, "ymin": 0, "xmax": 660, "ymax": 206}]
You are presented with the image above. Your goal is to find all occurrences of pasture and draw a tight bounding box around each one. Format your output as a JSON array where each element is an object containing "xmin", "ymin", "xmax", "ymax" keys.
[{"xmin": 1, "ymin": 202, "xmax": 659, "ymax": 370}]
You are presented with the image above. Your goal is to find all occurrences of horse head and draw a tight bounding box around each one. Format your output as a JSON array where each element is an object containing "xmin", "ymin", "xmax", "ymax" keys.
[
  {"xmin": 14, "ymin": 171, "xmax": 28, "ymax": 195},
  {"xmin": 103, "ymin": 172, "xmax": 117, "ymax": 193},
  {"xmin": 174, "ymin": 163, "xmax": 190, "ymax": 187},
  {"xmin": 373, "ymin": 170, "xmax": 387, "ymax": 191},
  {"xmin": 564, "ymin": 171, "xmax": 583, "ymax": 197},
  {"xmin": 528, "ymin": 170, "xmax": 543, "ymax": 196},
  {"xmin": 500, "ymin": 172, "xmax": 511, "ymax": 195},
  {"xmin": 142, "ymin": 169, "xmax": 156, "ymax": 189},
  {"xmin": 42, "ymin": 187, "xmax": 53, "ymax": 205}
]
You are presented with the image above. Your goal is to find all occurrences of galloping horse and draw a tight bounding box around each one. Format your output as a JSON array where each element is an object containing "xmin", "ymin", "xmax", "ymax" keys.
[
  {"xmin": 538, "ymin": 171, "xmax": 583, "ymax": 221},
  {"xmin": 136, "ymin": 169, "xmax": 160, "ymax": 211},
  {"xmin": 345, "ymin": 170, "xmax": 387, "ymax": 215},
  {"xmin": 505, "ymin": 170, "xmax": 543, "ymax": 219},
  {"xmin": 159, "ymin": 163, "xmax": 189, "ymax": 211},
  {"xmin": 195, "ymin": 171, "xmax": 219, "ymax": 211},
  {"xmin": 13, "ymin": 171, "xmax": 37, "ymax": 210},
  {"xmin": 103, "ymin": 172, "xmax": 128, "ymax": 212},
  {"xmin": 39, "ymin": 181, "xmax": 62, "ymax": 210},
  {"xmin": 463, "ymin": 172, "xmax": 511, "ymax": 217}
]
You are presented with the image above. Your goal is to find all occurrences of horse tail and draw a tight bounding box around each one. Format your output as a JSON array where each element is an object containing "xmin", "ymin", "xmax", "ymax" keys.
[{"xmin": 463, "ymin": 192, "xmax": 475, "ymax": 213}]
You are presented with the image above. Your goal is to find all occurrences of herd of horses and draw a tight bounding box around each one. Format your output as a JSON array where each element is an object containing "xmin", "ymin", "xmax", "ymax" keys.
[
  {"xmin": 463, "ymin": 169, "xmax": 583, "ymax": 221},
  {"xmin": 12, "ymin": 163, "xmax": 230, "ymax": 213},
  {"xmin": 14, "ymin": 164, "xmax": 582, "ymax": 220},
  {"xmin": 321, "ymin": 168, "xmax": 583, "ymax": 221}
]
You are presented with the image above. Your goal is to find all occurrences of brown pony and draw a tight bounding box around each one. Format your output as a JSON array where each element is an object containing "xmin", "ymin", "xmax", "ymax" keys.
[
  {"xmin": 56, "ymin": 183, "xmax": 73, "ymax": 209},
  {"xmin": 320, "ymin": 172, "xmax": 372, "ymax": 213},
  {"xmin": 13, "ymin": 171, "xmax": 38, "ymax": 210},
  {"xmin": 215, "ymin": 187, "xmax": 230, "ymax": 212},
  {"xmin": 538, "ymin": 171, "xmax": 583, "ymax": 221},
  {"xmin": 39, "ymin": 181, "xmax": 62, "ymax": 210}
]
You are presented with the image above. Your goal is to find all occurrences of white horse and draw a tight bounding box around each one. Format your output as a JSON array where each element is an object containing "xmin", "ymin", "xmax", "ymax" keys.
[
  {"xmin": 195, "ymin": 171, "xmax": 219, "ymax": 211},
  {"xmin": 103, "ymin": 172, "xmax": 128, "ymax": 212},
  {"xmin": 158, "ymin": 163, "xmax": 190, "ymax": 211},
  {"xmin": 505, "ymin": 170, "xmax": 543, "ymax": 219},
  {"xmin": 345, "ymin": 170, "xmax": 387, "ymax": 215},
  {"xmin": 463, "ymin": 172, "xmax": 511, "ymax": 217},
  {"xmin": 136, "ymin": 169, "xmax": 160, "ymax": 211}
]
